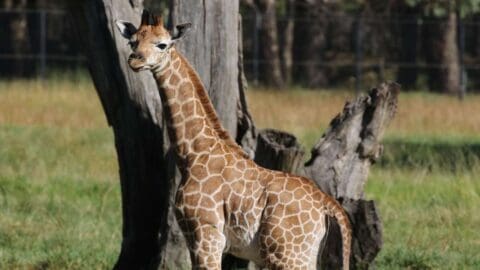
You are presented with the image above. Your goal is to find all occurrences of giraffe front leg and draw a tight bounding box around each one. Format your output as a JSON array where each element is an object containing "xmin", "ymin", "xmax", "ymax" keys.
[{"xmin": 189, "ymin": 224, "xmax": 226, "ymax": 270}]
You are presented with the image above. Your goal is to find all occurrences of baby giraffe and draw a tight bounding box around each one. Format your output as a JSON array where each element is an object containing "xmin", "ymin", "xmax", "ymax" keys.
[{"xmin": 116, "ymin": 10, "xmax": 351, "ymax": 270}]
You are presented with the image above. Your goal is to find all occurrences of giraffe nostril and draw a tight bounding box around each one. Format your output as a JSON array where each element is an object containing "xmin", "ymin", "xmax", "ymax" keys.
[{"xmin": 129, "ymin": 52, "xmax": 145, "ymax": 60}]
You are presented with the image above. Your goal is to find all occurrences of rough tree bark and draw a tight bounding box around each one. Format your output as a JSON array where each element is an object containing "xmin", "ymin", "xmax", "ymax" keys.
[
  {"xmin": 68, "ymin": 1, "xmax": 169, "ymax": 269},
  {"xmin": 69, "ymin": 1, "xmax": 397, "ymax": 269},
  {"xmin": 254, "ymin": 129, "xmax": 305, "ymax": 174},
  {"xmin": 306, "ymin": 82, "xmax": 399, "ymax": 268},
  {"xmin": 165, "ymin": 0, "xmax": 257, "ymax": 268}
]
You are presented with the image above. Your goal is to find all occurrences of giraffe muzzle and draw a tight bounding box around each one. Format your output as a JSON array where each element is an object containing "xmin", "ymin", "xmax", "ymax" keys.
[{"xmin": 129, "ymin": 52, "xmax": 145, "ymax": 61}]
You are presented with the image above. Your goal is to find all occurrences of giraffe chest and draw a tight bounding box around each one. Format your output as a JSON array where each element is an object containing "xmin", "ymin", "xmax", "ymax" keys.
[{"xmin": 175, "ymin": 158, "xmax": 269, "ymax": 264}]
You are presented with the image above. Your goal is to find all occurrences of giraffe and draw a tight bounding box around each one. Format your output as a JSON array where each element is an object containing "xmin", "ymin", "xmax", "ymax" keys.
[{"xmin": 116, "ymin": 10, "xmax": 351, "ymax": 270}]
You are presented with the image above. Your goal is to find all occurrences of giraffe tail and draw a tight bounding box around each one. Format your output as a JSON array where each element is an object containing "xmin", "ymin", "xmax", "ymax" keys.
[{"xmin": 324, "ymin": 197, "xmax": 352, "ymax": 270}]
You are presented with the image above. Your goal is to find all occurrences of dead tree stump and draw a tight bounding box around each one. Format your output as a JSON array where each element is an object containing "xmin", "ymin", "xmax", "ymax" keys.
[
  {"xmin": 254, "ymin": 129, "xmax": 305, "ymax": 174},
  {"xmin": 250, "ymin": 82, "xmax": 399, "ymax": 269},
  {"xmin": 304, "ymin": 82, "xmax": 400, "ymax": 269}
]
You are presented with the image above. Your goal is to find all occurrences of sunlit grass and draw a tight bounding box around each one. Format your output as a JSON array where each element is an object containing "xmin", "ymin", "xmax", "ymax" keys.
[
  {"xmin": 0, "ymin": 125, "xmax": 117, "ymax": 183},
  {"xmin": 367, "ymin": 168, "xmax": 480, "ymax": 269},
  {"xmin": 0, "ymin": 176, "xmax": 121, "ymax": 269},
  {"xmin": 1, "ymin": 78, "xmax": 479, "ymax": 269},
  {"xmin": 0, "ymin": 78, "xmax": 119, "ymax": 269}
]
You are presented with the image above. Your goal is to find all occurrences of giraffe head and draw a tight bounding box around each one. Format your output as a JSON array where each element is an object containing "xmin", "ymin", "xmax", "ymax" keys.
[{"xmin": 116, "ymin": 10, "xmax": 191, "ymax": 72}]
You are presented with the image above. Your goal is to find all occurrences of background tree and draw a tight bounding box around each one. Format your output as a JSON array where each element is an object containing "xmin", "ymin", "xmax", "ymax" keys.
[
  {"xmin": 278, "ymin": 0, "xmax": 295, "ymax": 85},
  {"xmin": 292, "ymin": 0, "xmax": 330, "ymax": 87},
  {"xmin": 406, "ymin": 0, "xmax": 480, "ymax": 94},
  {"xmin": 1, "ymin": 0, "xmax": 30, "ymax": 76},
  {"xmin": 255, "ymin": 0, "xmax": 285, "ymax": 88}
]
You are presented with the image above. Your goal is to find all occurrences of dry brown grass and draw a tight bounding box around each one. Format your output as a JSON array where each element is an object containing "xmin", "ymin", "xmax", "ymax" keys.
[
  {"xmin": 246, "ymin": 89, "xmax": 353, "ymax": 144},
  {"xmin": 1, "ymin": 79, "xmax": 479, "ymax": 143},
  {"xmin": 247, "ymin": 88, "xmax": 480, "ymax": 145},
  {"xmin": 0, "ymin": 79, "xmax": 106, "ymax": 128},
  {"xmin": 391, "ymin": 93, "xmax": 480, "ymax": 138}
]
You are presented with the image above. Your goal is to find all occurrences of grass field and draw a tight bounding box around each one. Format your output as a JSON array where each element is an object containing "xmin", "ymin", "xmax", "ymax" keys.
[{"xmin": 0, "ymin": 78, "xmax": 479, "ymax": 269}]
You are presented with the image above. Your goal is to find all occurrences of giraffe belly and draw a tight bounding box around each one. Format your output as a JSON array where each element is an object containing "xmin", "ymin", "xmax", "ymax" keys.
[
  {"xmin": 223, "ymin": 212, "xmax": 264, "ymax": 266},
  {"xmin": 227, "ymin": 227, "xmax": 263, "ymax": 265}
]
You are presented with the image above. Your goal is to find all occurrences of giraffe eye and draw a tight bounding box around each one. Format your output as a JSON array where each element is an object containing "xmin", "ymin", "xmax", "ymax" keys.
[{"xmin": 157, "ymin": 43, "xmax": 168, "ymax": 50}]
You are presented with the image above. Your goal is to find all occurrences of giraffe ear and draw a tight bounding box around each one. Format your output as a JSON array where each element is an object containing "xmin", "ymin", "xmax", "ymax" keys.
[
  {"xmin": 171, "ymin": 23, "xmax": 192, "ymax": 42},
  {"xmin": 116, "ymin": 20, "xmax": 137, "ymax": 39}
]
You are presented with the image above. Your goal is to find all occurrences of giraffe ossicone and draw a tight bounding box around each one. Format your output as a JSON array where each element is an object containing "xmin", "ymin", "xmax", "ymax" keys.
[{"xmin": 116, "ymin": 10, "xmax": 352, "ymax": 270}]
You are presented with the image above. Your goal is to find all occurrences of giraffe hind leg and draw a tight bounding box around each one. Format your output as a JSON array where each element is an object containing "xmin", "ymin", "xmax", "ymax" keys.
[
  {"xmin": 259, "ymin": 205, "xmax": 325, "ymax": 270},
  {"xmin": 259, "ymin": 224, "xmax": 314, "ymax": 269}
]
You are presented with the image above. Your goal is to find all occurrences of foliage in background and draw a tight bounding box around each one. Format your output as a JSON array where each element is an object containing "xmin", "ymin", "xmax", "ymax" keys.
[
  {"xmin": 338, "ymin": 0, "xmax": 480, "ymax": 16},
  {"xmin": 404, "ymin": 0, "xmax": 480, "ymax": 17},
  {"xmin": 4, "ymin": 0, "xmax": 480, "ymax": 92}
]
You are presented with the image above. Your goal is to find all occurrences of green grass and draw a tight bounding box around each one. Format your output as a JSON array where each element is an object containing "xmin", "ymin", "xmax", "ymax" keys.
[
  {"xmin": 0, "ymin": 176, "xmax": 120, "ymax": 269},
  {"xmin": 0, "ymin": 125, "xmax": 120, "ymax": 269},
  {"xmin": 0, "ymin": 125, "xmax": 117, "ymax": 182},
  {"xmin": 380, "ymin": 137, "xmax": 480, "ymax": 172},
  {"xmin": 367, "ymin": 168, "xmax": 480, "ymax": 269},
  {"xmin": 1, "ymin": 78, "xmax": 480, "ymax": 269}
]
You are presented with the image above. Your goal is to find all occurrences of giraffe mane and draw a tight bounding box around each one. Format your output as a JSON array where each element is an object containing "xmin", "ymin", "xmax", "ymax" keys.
[{"xmin": 178, "ymin": 53, "xmax": 249, "ymax": 159}]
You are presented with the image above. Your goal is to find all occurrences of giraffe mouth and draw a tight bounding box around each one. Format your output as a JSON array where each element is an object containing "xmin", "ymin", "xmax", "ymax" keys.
[
  {"xmin": 128, "ymin": 58, "xmax": 150, "ymax": 72},
  {"xmin": 131, "ymin": 65, "xmax": 149, "ymax": 72}
]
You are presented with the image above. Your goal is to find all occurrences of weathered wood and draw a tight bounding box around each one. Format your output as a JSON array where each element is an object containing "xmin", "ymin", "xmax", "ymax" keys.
[
  {"xmin": 254, "ymin": 129, "xmax": 305, "ymax": 174},
  {"xmin": 305, "ymin": 82, "xmax": 400, "ymax": 199},
  {"xmin": 169, "ymin": 0, "xmax": 257, "ymax": 156},
  {"xmin": 304, "ymin": 82, "xmax": 400, "ymax": 269},
  {"xmin": 170, "ymin": 0, "xmax": 240, "ymax": 137},
  {"xmin": 320, "ymin": 199, "xmax": 383, "ymax": 269}
]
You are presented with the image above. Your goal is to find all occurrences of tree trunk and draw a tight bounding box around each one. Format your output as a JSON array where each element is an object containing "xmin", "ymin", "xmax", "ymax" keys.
[
  {"xmin": 254, "ymin": 0, "xmax": 285, "ymax": 88},
  {"xmin": 442, "ymin": 11, "xmax": 461, "ymax": 94},
  {"xmin": 167, "ymin": 0, "xmax": 257, "ymax": 268},
  {"xmin": 305, "ymin": 82, "xmax": 399, "ymax": 268},
  {"xmin": 68, "ymin": 1, "xmax": 171, "ymax": 269},
  {"xmin": 69, "ymin": 0, "xmax": 255, "ymax": 269},
  {"xmin": 2, "ymin": 0, "xmax": 31, "ymax": 76},
  {"xmin": 293, "ymin": 0, "xmax": 329, "ymax": 88},
  {"xmin": 254, "ymin": 129, "xmax": 305, "ymax": 174},
  {"xmin": 424, "ymin": 11, "xmax": 460, "ymax": 94},
  {"xmin": 279, "ymin": 0, "xmax": 295, "ymax": 85}
]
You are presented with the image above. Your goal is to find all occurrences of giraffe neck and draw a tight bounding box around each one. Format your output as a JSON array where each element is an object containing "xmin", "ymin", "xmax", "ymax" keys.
[{"xmin": 152, "ymin": 49, "xmax": 247, "ymax": 166}]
